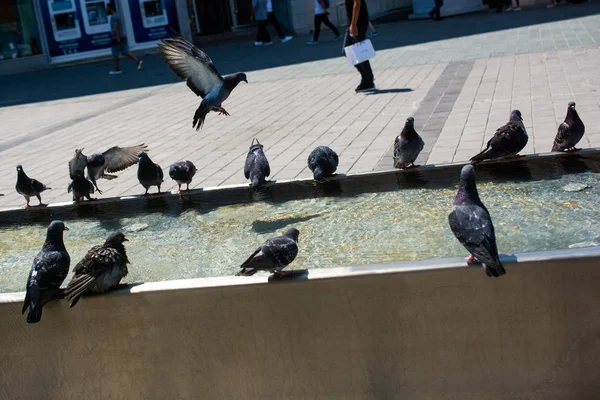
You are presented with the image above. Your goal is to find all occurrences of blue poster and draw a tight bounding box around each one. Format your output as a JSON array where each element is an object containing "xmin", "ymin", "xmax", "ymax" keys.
[
  {"xmin": 39, "ymin": 0, "xmax": 114, "ymax": 58},
  {"xmin": 128, "ymin": 0, "xmax": 179, "ymax": 43}
]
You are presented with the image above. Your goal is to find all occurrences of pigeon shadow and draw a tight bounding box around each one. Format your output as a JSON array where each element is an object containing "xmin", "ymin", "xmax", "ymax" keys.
[
  {"xmin": 364, "ymin": 88, "xmax": 413, "ymax": 95},
  {"xmin": 267, "ymin": 269, "xmax": 309, "ymax": 283},
  {"xmin": 251, "ymin": 214, "xmax": 321, "ymax": 234}
]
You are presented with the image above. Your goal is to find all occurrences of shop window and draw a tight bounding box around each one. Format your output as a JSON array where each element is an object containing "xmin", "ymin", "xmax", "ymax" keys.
[{"xmin": 0, "ymin": 0, "xmax": 42, "ymax": 60}]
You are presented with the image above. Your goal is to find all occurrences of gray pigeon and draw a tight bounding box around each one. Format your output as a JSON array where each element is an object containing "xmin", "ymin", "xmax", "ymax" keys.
[
  {"xmin": 22, "ymin": 220, "xmax": 70, "ymax": 323},
  {"xmin": 308, "ymin": 146, "xmax": 339, "ymax": 180},
  {"xmin": 244, "ymin": 138, "xmax": 270, "ymax": 188},
  {"xmin": 67, "ymin": 171, "xmax": 95, "ymax": 202},
  {"xmin": 394, "ymin": 117, "xmax": 425, "ymax": 169},
  {"xmin": 448, "ymin": 165, "xmax": 505, "ymax": 278},
  {"xmin": 470, "ymin": 110, "xmax": 528, "ymax": 164},
  {"xmin": 69, "ymin": 144, "xmax": 148, "ymax": 194},
  {"xmin": 158, "ymin": 36, "xmax": 248, "ymax": 130},
  {"xmin": 169, "ymin": 160, "xmax": 197, "ymax": 192},
  {"xmin": 15, "ymin": 165, "xmax": 51, "ymax": 208},
  {"xmin": 64, "ymin": 232, "xmax": 129, "ymax": 308},
  {"xmin": 552, "ymin": 101, "xmax": 585, "ymax": 152},
  {"xmin": 137, "ymin": 152, "xmax": 164, "ymax": 195},
  {"xmin": 237, "ymin": 228, "xmax": 300, "ymax": 277}
]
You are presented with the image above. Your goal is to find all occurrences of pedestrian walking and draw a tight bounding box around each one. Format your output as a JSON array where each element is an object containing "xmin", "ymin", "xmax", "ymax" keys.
[
  {"xmin": 266, "ymin": 0, "xmax": 293, "ymax": 43},
  {"xmin": 428, "ymin": 0, "xmax": 443, "ymax": 21},
  {"xmin": 307, "ymin": 0, "xmax": 341, "ymax": 44},
  {"xmin": 252, "ymin": 0, "xmax": 272, "ymax": 46},
  {"xmin": 344, "ymin": 0, "xmax": 375, "ymax": 93},
  {"xmin": 505, "ymin": 0, "xmax": 521, "ymax": 11},
  {"xmin": 106, "ymin": 3, "xmax": 142, "ymax": 74}
]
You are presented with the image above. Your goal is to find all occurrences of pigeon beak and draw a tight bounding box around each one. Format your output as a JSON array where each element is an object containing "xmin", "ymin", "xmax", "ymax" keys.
[
  {"xmin": 243, "ymin": 78, "xmax": 248, "ymax": 83},
  {"xmin": 123, "ymin": 238, "xmax": 129, "ymax": 242},
  {"xmin": 63, "ymin": 226, "xmax": 69, "ymax": 231}
]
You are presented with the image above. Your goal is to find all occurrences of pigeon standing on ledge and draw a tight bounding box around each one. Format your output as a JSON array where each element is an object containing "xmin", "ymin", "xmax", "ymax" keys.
[
  {"xmin": 470, "ymin": 110, "xmax": 528, "ymax": 164},
  {"xmin": 448, "ymin": 165, "xmax": 505, "ymax": 278},
  {"xmin": 158, "ymin": 36, "xmax": 247, "ymax": 130},
  {"xmin": 22, "ymin": 221, "xmax": 71, "ymax": 323},
  {"xmin": 68, "ymin": 170, "xmax": 95, "ymax": 202},
  {"xmin": 237, "ymin": 228, "xmax": 300, "ymax": 277},
  {"xmin": 552, "ymin": 101, "xmax": 585, "ymax": 152},
  {"xmin": 244, "ymin": 138, "xmax": 270, "ymax": 188},
  {"xmin": 394, "ymin": 116, "xmax": 425, "ymax": 169},
  {"xmin": 308, "ymin": 146, "xmax": 339, "ymax": 180},
  {"xmin": 15, "ymin": 165, "xmax": 51, "ymax": 208},
  {"xmin": 137, "ymin": 152, "xmax": 164, "ymax": 195},
  {"xmin": 169, "ymin": 160, "xmax": 197, "ymax": 193}
]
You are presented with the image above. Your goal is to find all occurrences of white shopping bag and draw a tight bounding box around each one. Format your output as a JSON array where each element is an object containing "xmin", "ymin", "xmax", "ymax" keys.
[{"xmin": 344, "ymin": 38, "xmax": 375, "ymax": 66}]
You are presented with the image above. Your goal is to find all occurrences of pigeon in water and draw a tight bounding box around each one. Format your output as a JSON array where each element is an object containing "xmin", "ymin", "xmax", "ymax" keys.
[
  {"xmin": 158, "ymin": 36, "xmax": 248, "ymax": 130},
  {"xmin": 394, "ymin": 117, "xmax": 425, "ymax": 169},
  {"xmin": 470, "ymin": 110, "xmax": 528, "ymax": 164},
  {"xmin": 448, "ymin": 165, "xmax": 506, "ymax": 278},
  {"xmin": 237, "ymin": 228, "xmax": 300, "ymax": 277},
  {"xmin": 22, "ymin": 221, "xmax": 70, "ymax": 323},
  {"xmin": 15, "ymin": 165, "xmax": 51, "ymax": 208},
  {"xmin": 68, "ymin": 144, "xmax": 148, "ymax": 194},
  {"xmin": 137, "ymin": 152, "xmax": 164, "ymax": 195},
  {"xmin": 244, "ymin": 138, "xmax": 270, "ymax": 188},
  {"xmin": 67, "ymin": 171, "xmax": 95, "ymax": 202},
  {"xmin": 308, "ymin": 146, "xmax": 339, "ymax": 180},
  {"xmin": 169, "ymin": 160, "xmax": 197, "ymax": 193},
  {"xmin": 552, "ymin": 101, "xmax": 585, "ymax": 152},
  {"xmin": 63, "ymin": 232, "xmax": 129, "ymax": 308}
]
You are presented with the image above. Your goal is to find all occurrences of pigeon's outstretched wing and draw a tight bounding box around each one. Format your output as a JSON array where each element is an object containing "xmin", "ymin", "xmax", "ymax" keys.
[
  {"xmin": 102, "ymin": 144, "xmax": 149, "ymax": 173},
  {"xmin": 158, "ymin": 36, "xmax": 223, "ymax": 98},
  {"xmin": 68, "ymin": 150, "xmax": 87, "ymax": 179}
]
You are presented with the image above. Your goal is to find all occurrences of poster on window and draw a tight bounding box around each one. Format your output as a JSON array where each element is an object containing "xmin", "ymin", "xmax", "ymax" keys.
[
  {"xmin": 128, "ymin": 0, "xmax": 179, "ymax": 43},
  {"xmin": 39, "ymin": 0, "xmax": 113, "ymax": 58}
]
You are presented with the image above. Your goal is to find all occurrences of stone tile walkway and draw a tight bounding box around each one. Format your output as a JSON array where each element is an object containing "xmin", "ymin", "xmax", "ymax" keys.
[{"xmin": 1, "ymin": 3, "xmax": 600, "ymax": 208}]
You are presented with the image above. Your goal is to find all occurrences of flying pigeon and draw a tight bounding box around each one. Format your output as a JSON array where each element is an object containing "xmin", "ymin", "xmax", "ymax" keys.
[
  {"xmin": 308, "ymin": 146, "xmax": 339, "ymax": 180},
  {"xmin": 158, "ymin": 36, "xmax": 248, "ymax": 130},
  {"xmin": 67, "ymin": 171, "xmax": 95, "ymax": 202},
  {"xmin": 137, "ymin": 152, "xmax": 164, "ymax": 195},
  {"xmin": 22, "ymin": 221, "xmax": 71, "ymax": 323},
  {"xmin": 448, "ymin": 165, "xmax": 505, "ymax": 278},
  {"xmin": 244, "ymin": 138, "xmax": 270, "ymax": 188},
  {"xmin": 552, "ymin": 101, "xmax": 585, "ymax": 152},
  {"xmin": 169, "ymin": 160, "xmax": 197, "ymax": 193},
  {"xmin": 15, "ymin": 165, "xmax": 51, "ymax": 208},
  {"xmin": 64, "ymin": 232, "xmax": 129, "ymax": 308},
  {"xmin": 470, "ymin": 110, "xmax": 528, "ymax": 164},
  {"xmin": 394, "ymin": 117, "xmax": 425, "ymax": 169},
  {"xmin": 68, "ymin": 144, "xmax": 148, "ymax": 194},
  {"xmin": 237, "ymin": 228, "xmax": 300, "ymax": 277}
]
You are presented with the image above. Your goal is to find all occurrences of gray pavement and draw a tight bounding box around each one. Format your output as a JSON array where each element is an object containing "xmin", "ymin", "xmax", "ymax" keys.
[{"xmin": 1, "ymin": 3, "xmax": 600, "ymax": 208}]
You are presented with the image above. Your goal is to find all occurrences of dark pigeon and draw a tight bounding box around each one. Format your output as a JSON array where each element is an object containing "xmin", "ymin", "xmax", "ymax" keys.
[
  {"xmin": 137, "ymin": 152, "xmax": 164, "ymax": 195},
  {"xmin": 67, "ymin": 170, "xmax": 96, "ymax": 202},
  {"xmin": 470, "ymin": 110, "xmax": 528, "ymax": 164},
  {"xmin": 244, "ymin": 138, "xmax": 270, "ymax": 188},
  {"xmin": 237, "ymin": 228, "xmax": 300, "ymax": 277},
  {"xmin": 69, "ymin": 144, "xmax": 148, "ymax": 194},
  {"xmin": 169, "ymin": 160, "xmax": 197, "ymax": 192},
  {"xmin": 15, "ymin": 165, "xmax": 51, "ymax": 208},
  {"xmin": 448, "ymin": 165, "xmax": 506, "ymax": 278},
  {"xmin": 158, "ymin": 36, "xmax": 248, "ymax": 130},
  {"xmin": 63, "ymin": 232, "xmax": 129, "ymax": 308},
  {"xmin": 552, "ymin": 101, "xmax": 585, "ymax": 152},
  {"xmin": 22, "ymin": 221, "xmax": 70, "ymax": 323},
  {"xmin": 308, "ymin": 146, "xmax": 339, "ymax": 180},
  {"xmin": 394, "ymin": 117, "xmax": 425, "ymax": 169}
]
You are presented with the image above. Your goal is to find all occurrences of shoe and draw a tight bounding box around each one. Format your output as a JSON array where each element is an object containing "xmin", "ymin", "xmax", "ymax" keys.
[
  {"xmin": 263, "ymin": 41, "xmax": 273, "ymax": 46},
  {"xmin": 306, "ymin": 39, "xmax": 318, "ymax": 45},
  {"xmin": 109, "ymin": 70, "xmax": 122, "ymax": 75},
  {"xmin": 367, "ymin": 31, "xmax": 377, "ymax": 37},
  {"xmin": 333, "ymin": 35, "xmax": 341, "ymax": 41},
  {"xmin": 355, "ymin": 82, "xmax": 376, "ymax": 93},
  {"xmin": 137, "ymin": 60, "xmax": 143, "ymax": 71},
  {"xmin": 513, "ymin": 7, "xmax": 521, "ymax": 10},
  {"xmin": 282, "ymin": 36, "xmax": 293, "ymax": 43},
  {"xmin": 506, "ymin": 7, "xmax": 513, "ymax": 11},
  {"xmin": 254, "ymin": 41, "xmax": 263, "ymax": 46}
]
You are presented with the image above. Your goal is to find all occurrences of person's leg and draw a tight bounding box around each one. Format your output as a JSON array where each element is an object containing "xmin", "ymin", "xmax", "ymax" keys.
[
  {"xmin": 354, "ymin": 26, "xmax": 374, "ymax": 90},
  {"xmin": 323, "ymin": 14, "xmax": 340, "ymax": 36},
  {"xmin": 314, "ymin": 14, "xmax": 323, "ymax": 41},
  {"xmin": 124, "ymin": 52, "xmax": 139, "ymax": 63},
  {"xmin": 259, "ymin": 20, "xmax": 271, "ymax": 43},
  {"xmin": 268, "ymin": 11, "xmax": 285, "ymax": 39},
  {"xmin": 113, "ymin": 56, "xmax": 120, "ymax": 71}
]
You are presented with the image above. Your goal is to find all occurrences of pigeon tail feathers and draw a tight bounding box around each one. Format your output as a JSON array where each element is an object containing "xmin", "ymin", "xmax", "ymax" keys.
[
  {"xmin": 193, "ymin": 100, "xmax": 211, "ymax": 130},
  {"xmin": 25, "ymin": 287, "xmax": 42, "ymax": 324}
]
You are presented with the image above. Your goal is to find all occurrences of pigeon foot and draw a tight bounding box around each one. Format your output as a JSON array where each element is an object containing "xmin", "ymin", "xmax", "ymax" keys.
[
  {"xmin": 24, "ymin": 204, "xmax": 31, "ymax": 209},
  {"xmin": 466, "ymin": 254, "xmax": 476, "ymax": 262},
  {"xmin": 38, "ymin": 203, "xmax": 48, "ymax": 207},
  {"xmin": 217, "ymin": 107, "xmax": 230, "ymax": 116},
  {"xmin": 96, "ymin": 188, "xmax": 103, "ymax": 195},
  {"xmin": 407, "ymin": 163, "xmax": 420, "ymax": 169},
  {"xmin": 514, "ymin": 154, "xmax": 524, "ymax": 158},
  {"xmin": 568, "ymin": 147, "xmax": 580, "ymax": 152}
]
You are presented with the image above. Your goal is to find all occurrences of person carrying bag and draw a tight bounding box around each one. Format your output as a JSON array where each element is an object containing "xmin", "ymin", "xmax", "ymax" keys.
[{"xmin": 343, "ymin": 0, "xmax": 375, "ymax": 93}]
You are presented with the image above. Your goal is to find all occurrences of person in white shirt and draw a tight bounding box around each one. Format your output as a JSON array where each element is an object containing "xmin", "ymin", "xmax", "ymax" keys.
[
  {"xmin": 265, "ymin": 0, "xmax": 293, "ymax": 44},
  {"xmin": 306, "ymin": 0, "xmax": 341, "ymax": 44}
]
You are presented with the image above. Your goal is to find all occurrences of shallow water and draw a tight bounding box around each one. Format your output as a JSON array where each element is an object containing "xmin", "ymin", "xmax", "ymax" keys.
[{"xmin": 1, "ymin": 171, "xmax": 599, "ymax": 293}]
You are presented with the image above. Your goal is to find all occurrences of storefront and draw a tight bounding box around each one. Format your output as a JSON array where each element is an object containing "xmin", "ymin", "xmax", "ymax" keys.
[{"xmin": 0, "ymin": 0, "xmax": 45, "ymax": 64}]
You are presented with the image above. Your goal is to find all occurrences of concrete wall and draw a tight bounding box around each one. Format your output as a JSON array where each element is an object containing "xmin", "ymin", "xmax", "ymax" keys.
[{"xmin": 1, "ymin": 249, "xmax": 599, "ymax": 399}]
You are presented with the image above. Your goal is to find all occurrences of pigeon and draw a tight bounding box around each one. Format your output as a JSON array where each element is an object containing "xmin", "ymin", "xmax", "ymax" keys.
[
  {"xmin": 552, "ymin": 101, "xmax": 585, "ymax": 152},
  {"xmin": 308, "ymin": 146, "xmax": 339, "ymax": 180},
  {"xmin": 63, "ymin": 232, "xmax": 129, "ymax": 308},
  {"xmin": 169, "ymin": 160, "xmax": 197, "ymax": 193},
  {"xmin": 67, "ymin": 170, "xmax": 96, "ymax": 202},
  {"xmin": 448, "ymin": 165, "xmax": 505, "ymax": 278},
  {"xmin": 244, "ymin": 138, "xmax": 270, "ymax": 188},
  {"xmin": 158, "ymin": 35, "xmax": 248, "ymax": 130},
  {"xmin": 137, "ymin": 152, "xmax": 164, "ymax": 195},
  {"xmin": 68, "ymin": 144, "xmax": 148, "ymax": 194},
  {"xmin": 393, "ymin": 117, "xmax": 425, "ymax": 169},
  {"xmin": 470, "ymin": 110, "xmax": 528, "ymax": 164},
  {"xmin": 237, "ymin": 228, "xmax": 300, "ymax": 277},
  {"xmin": 15, "ymin": 165, "xmax": 51, "ymax": 208},
  {"xmin": 22, "ymin": 221, "xmax": 70, "ymax": 323}
]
